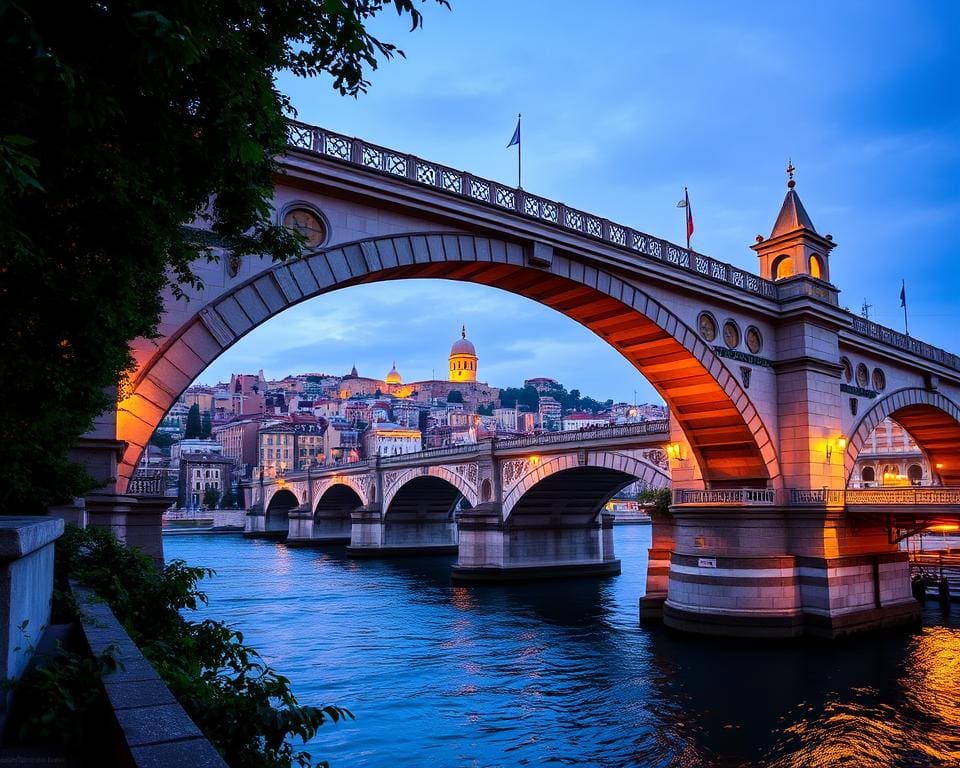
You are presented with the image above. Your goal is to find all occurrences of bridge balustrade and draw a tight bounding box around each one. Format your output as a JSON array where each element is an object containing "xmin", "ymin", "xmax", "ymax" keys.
[{"xmin": 670, "ymin": 486, "xmax": 960, "ymax": 507}]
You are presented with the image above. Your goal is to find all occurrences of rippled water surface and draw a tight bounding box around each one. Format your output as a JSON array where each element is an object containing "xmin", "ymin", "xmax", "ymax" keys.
[{"xmin": 166, "ymin": 528, "xmax": 960, "ymax": 767}]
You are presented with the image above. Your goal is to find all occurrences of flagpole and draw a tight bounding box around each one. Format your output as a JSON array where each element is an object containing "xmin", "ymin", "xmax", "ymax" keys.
[
  {"xmin": 684, "ymin": 187, "xmax": 690, "ymax": 251},
  {"xmin": 901, "ymin": 278, "xmax": 909, "ymax": 336},
  {"xmin": 517, "ymin": 113, "xmax": 522, "ymax": 189}
]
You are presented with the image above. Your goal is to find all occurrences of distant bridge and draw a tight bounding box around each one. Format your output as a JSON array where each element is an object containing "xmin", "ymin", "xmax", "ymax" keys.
[{"xmin": 246, "ymin": 421, "xmax": 671, "ymax": 580}]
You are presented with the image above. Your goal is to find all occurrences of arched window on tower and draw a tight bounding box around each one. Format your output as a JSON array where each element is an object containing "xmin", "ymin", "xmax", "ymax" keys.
[
  {"xmin": 861, "ymin": 466, "xmax": 875, "ymax": 487},
  {"xmin": 773, "ymin": 255, "xmax": 792, "ymax": 280},
  {"xmin": 907, "ymin": 464, "xmax": 923, "ymax": 485},
  {"xmin": 809, "ymin": 254, "xmax": 823, "ymax": 279}
]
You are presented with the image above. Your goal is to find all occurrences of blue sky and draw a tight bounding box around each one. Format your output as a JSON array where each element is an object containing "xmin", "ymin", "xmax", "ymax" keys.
[{"xmin": 196, "ymin": 1, "xmax": 960, "ymax": 404}]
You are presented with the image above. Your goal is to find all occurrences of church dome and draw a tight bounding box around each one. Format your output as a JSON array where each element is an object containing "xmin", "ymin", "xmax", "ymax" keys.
[
  {"xmin": 385, "ymin": 362, "xmax": 402, "ymax": 384},
  {"xmin": 450, "ymin": 326, "xmax": 476, "ymax": 356}
]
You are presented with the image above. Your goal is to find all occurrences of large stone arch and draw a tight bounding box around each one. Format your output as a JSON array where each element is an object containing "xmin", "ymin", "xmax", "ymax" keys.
[
  {"xmin": 502, "ymin": 451, "xmax": 669, "ymax": 522},
  {"xmin": 845, "ymin": 388, "xmax": 960, "ymax": 486},
  {"xmin": 265, "ymin": 488, "xmax": 298, "ymax": 528},
  {"xmin": 382, "ymin": 465, "xmax": 478, "ymax": 514},
  {"xmin": 118, "ymin": 233, "xmax": 779, "ymax": 490}
]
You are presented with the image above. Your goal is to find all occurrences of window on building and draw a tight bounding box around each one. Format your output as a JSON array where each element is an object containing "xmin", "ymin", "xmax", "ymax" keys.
[
  {"xmin": 908, "ymin": 464, "xmax": 923, "ymax": 485},
  {"xmin": 773, "ymin": 255, "xmax": 792, "ymax": 280},
  {"xmin": 861, "ymin": 466, "xmax": 875, "ymax": 484}
]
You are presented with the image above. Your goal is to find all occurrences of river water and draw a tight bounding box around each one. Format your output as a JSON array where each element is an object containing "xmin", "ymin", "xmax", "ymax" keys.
[{"xmin": 165, "ymin": 527, "xmax": 960, "ymax": 767}]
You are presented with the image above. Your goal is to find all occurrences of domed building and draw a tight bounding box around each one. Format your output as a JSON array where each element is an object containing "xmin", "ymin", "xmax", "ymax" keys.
[
  {"xmin": 385, "ymin": 362, "xmax": 402, "ymax": 385},
  {"xmin": 449, "ymin": 326, "xmax": 478, "ymax": 383}
]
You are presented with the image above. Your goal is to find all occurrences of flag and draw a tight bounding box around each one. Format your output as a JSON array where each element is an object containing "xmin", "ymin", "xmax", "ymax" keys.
[
  {"xmin": 899, "ymin": 280, "xmax": 906, "ymax": 308},
  {"xmin": 507, "ymin": 116, "xmax": 520, "ymax": 148},
  {"xmin": 677, "ymin": 188, "xmax": 694, "ymax": 244}
]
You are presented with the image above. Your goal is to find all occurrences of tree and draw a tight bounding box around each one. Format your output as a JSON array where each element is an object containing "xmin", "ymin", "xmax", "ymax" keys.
[
  {"xmin": 183, "ymin": 404, "xmax": 202, "ymax": 440},
  {"xmin": 447, "ymin": 390, "xmax": 463, "ymax": 403},
  {"xmin": 499, "ymin": 385, "xmax": 539, "ymax": 411},
  {"xmin": 0, "ymin": 0, "xmax": 446, "ymax": 514},
  {"xmin": 200, "ymin": 411, "xmax": 212, "ymax": 439},
  {"xmin": 477, "ymin": 403, "xmax": 494, "ymax": 416},
  {"xmin": 202, "ymin": 488, "xmax": 220, "ymax": 509},
  {"xmin": 219, "ymin": 488, "xmax": 236, "ymax": 509},
  {"xmin": 149, "ymin": 431, "xmax": 175, "ymax": 451}
]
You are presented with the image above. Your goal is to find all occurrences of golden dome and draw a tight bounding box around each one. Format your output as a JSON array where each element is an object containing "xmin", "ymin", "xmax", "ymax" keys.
[{"xmin": 385, "ymin": 362, "xmax": 402, "ymax": 384}]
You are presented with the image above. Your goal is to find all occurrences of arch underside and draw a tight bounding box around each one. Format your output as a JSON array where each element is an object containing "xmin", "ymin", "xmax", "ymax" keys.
[
  {"xmin": 266, "ymin": 488, "xmax": 298, "ymax": 521},
  {"xmin": 507, "ymin": 467, "xmax": 636, "ymax": 526},
  {"xmin": 847, "ymin": 390, "xmax": 960, "ymax": 486},
  {"xmin": 384, "ymin": 476, "xmax": 464, "ymax": 520},
  {"xmin": 315, "ymin": 484, "xmax": 363, "ymax": 519},
  {"xmin": 121, "ymin": 235, "xmax": 777, "ymax": 490}
]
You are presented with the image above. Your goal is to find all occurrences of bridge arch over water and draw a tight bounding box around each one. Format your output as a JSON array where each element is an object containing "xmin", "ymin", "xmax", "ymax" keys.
[
  {"xmin": 120, "ymin": 232, "xmax": 780, "ymax": 492},
  {"xmin": 845, "ymin": 388, "xmax": 960, "ymax": 486},
  {"xmin": 502, "ymin": 450, "xmax": 669, "ymax": 522}
]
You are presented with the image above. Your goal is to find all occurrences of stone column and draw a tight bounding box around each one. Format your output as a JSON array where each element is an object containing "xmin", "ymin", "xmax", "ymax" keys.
[{"xmin": 639, "ymin": 507, "xmax": 674, "ymax": 622}]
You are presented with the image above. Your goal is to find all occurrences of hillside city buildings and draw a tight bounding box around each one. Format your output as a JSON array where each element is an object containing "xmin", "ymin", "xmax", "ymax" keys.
[{"xmin": 136, "ymin": 328, "xmax": 669, "ymax": 508}]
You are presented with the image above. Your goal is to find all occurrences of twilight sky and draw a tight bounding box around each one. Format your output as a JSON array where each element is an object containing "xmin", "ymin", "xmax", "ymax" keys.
[{"xmin": 195, "ymin": 1, "xmax": 960, "ymax": 405}]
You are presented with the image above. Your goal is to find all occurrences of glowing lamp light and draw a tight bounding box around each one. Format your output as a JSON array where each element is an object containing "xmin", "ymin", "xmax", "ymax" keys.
[
  {"xmin": 528, "ymin": 455, "xmax": 540, "ymax": 466},
  {"xmin": 928, "ymin": 524, "xmax": 959, "ymax": 533},
  {"xmin": 666, "ymin": 442, "xmax": 687, "ymax": 461},
  {"xmin": 825, "ymin": 436, "xmax": 847, "ymax": 462},
  {"xmin": 935, "ymin": 463, "xmax": 945, "ymax": 470}
]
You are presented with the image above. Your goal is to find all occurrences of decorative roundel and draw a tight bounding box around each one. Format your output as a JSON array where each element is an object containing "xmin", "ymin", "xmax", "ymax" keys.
[
  {"xmin": 698, "ymin": 312, "xmax": 717, "ymax": 342},
  {"xmin": 840, "ymin": 357, "xmax": 853, "ymax": 383},
  {"xmin": 723, "ymin": 320, "xmax": 741, "ymax": 349},
  {"xmin": 872, "ymin": 368, "xmax": 886, "ymax": 391},
  {"xmin": 856, "ymin": 363, "xmax": 869, "ymax": 388},
  {"xmin": 282, "ymin": 206, "xmax": 326, "ymax": 249},
  {"xmin": 745, "ymin": 326, "xmax": 763, "ymax": 355}
]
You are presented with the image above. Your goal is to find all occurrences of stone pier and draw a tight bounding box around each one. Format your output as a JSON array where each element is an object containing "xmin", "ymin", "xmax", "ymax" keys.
[
  {"xmin": 452, "ymin": 507, "xmax": 620, "ymax": 581},
  {"xmin": 345, "ymin": 506, "xmax": 458, "ymax": 557}
]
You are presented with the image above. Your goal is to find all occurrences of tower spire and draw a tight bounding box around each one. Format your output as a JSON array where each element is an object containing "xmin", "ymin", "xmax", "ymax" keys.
[
  {"xmin": 786, "ymin": 158, "xmax": 796, "ymax": 189},
  {"xmin": 461, "ymin": 325, "xmax": 466, "ymax": 339}
]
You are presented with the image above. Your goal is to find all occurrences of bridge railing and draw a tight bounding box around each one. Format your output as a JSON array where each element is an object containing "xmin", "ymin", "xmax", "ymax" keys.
[
  {"xmin": 496, "ymin": 420, "xmax": 669, "ymax": 450},
  {"xmin": 672, "ymin": 488, "xmax": 777, "ymax": 505},
  {"xmin": 285, "ymin": 121, "xmax": 779, "ymax": 303},
  {"xmin": 286, "ymin": 120, "xmax": 960, "ymax": 376},
  {"xmin": 671, "ymin": 486, "xmax": 960, "ymax": 507},
  {"xmin": 379, "ymin": 443, "xmax": 480, "ymax": 465}
]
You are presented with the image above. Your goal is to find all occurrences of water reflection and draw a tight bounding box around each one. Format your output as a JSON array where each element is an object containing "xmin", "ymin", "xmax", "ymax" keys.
[{"xmin": 167, "ymin": 527, "xmax": 960, "ymax": 768}]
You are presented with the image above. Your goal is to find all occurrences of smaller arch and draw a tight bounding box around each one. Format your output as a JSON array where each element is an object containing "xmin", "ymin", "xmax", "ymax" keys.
[
  {"xmin": 861, "ymin": 466, "xmax": 876, "ymax": 484},
  {"xmin": 503, "ymin": 451, "xmax": 670, "ymax": 522},
  {"xmin": 907, "ymin": 464, "xmax": 923, "ymax": 484},
  {"xmin": 265, "ymin": 488, "xmax": 299, "ymax": 533},
  {"xmin": 382, "ymin": 465, "xmax": 478, "ymax": 512}
]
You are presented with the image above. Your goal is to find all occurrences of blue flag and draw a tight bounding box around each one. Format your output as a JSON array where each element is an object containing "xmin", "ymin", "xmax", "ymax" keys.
[
  {"xmin": 507, "ymin": 117, "xmax": 520, "ymax": 148},
  {"xmin": 899, "ymin": 280, "xmax": 906, "ymax": 308}
]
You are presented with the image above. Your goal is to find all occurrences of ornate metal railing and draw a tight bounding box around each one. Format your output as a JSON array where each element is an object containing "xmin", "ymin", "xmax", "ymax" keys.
[
  {"xmin": 847, "ymin": 317, "xmax": 960, "ymax": 374},
  {"xmin": 844, "ymin": 487, "xmax": 960, "ymax": 506},
  {"xmin": 671, "ymin": 486, "xmax": 960, "ymax": 507},
  {"xmin": 496, "ymin": 420, "xmax": 669, "ymax": 449},
  {"xmin": 379, "ymin": 442, "xmax": 480, "ymax": 465},
  {"xmin": 285, "ymin": 121, "xmax": 778, "ymax": 301},
  {"xmin": 672, "ymin": 488, "xmax": 777, "ymax": 505},
  {"xmin": 286, "ymin": 120, "xmax": 960, "ymax": 375}
]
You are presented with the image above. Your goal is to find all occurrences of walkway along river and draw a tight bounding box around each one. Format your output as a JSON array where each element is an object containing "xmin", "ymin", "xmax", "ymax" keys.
[{"xmin": 166, "ymin": 526, "xmax": 960, "ymax": 767}]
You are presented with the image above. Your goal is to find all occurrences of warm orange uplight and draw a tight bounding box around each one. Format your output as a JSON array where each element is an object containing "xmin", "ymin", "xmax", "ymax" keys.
[
  {"xmin": 825, "ymin": 436, "xmax": 847, "ymax": 462},
  {"xmin": 928, "ymin": 524, "xmax": 960, "ymax": 533},
  {"xmin": 666, "ymin": 442, "xmax": 687, "ymax": 461},
  {"xmin": 935, "ymin": 463, "xmax": 945, "ymax": 470},
  {"xmin": 528, "ymin": 455, "xmax": 540, "ymax": 466}
]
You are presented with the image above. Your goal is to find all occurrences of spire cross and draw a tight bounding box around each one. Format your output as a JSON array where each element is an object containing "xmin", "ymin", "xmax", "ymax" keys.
[
  {"xmin": 786, "ymin": 159, "xmax": 796, "ymax": 189},
  {"xmin": 461, "ymin": 325, "xmax": 466, "ymax": 339}
]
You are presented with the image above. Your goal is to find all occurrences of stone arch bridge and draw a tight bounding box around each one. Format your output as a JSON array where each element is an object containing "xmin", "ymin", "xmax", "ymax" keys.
[
  {"xmin": 246, "ymin": 422, "xmax": 671, "ymax": 580},
  {"xmin": 74, "ymin": 119, "xmax": 960, "ymax": 638}
]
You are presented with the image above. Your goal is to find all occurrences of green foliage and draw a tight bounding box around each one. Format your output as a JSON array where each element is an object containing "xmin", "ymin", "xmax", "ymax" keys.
[
  {"xmin": 149, "ymin": 431, "xmax": 175, "ymax": 451},
  {"xmin": 55, "ymin": 526, "xmax": 352, "ymax": 768},
  {"xmin": 498, "ymin": 385, "xmax": 539, "ymax": 411},
  {"xmin": 446, "ymin": 389, "xmax": 463, "ymax": 403},
  {"xmin": 203, "ymin": 487, "xmax": 221, "ymax": 509},
  {"xmin": 3, "ymin": 633, "xmax": 118, "ymax": 754},
  {"xmin": 0, "ymin": 0, "xmax": 447, "ymax": 515},
  {"xmin": 184, "ymin": 403, "xmax": 203, "ymax": 439},
  {"xmin": 201, "ymin": 411, "xmax": 213, "ymax": 439},
  {"xmin": 476, "ymin": 402, "xmax": 494, "ymax": 416},
  {"xmin": 638, "ymin": 488, "xmax": 672, "ymax": 519},
  {"xmin": 220, "ymin": 488, "xmax": 237, "ymax": 508}
]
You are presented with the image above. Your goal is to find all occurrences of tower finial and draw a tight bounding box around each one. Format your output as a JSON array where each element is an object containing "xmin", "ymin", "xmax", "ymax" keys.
[
  {"xmin": 461, "ymin": 325, "xmax": 466, "ymax": 339},
  {"xmin": 786, "ymin": 159, "xmax": 796, "ymax": 189}
]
